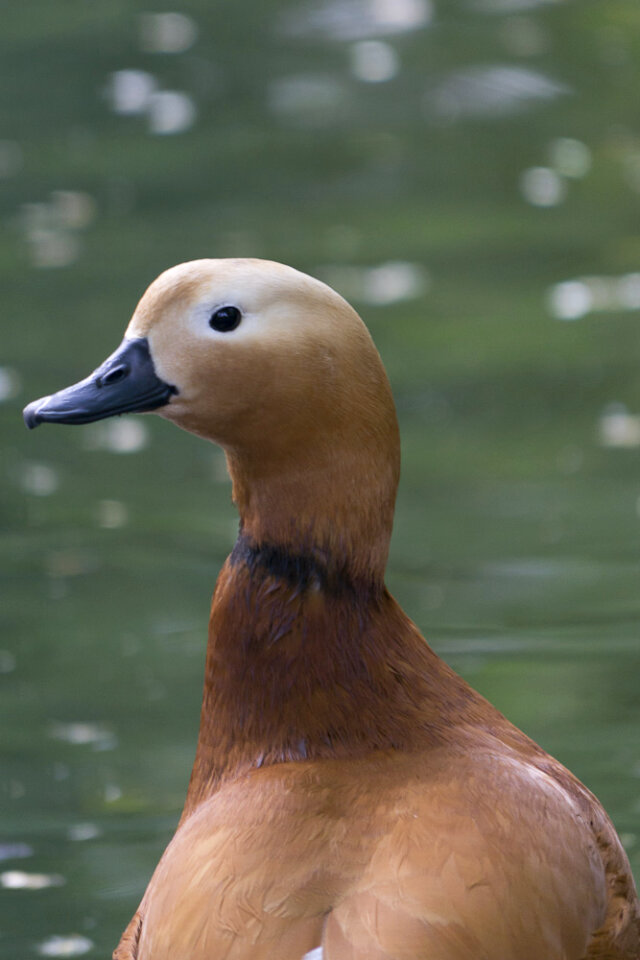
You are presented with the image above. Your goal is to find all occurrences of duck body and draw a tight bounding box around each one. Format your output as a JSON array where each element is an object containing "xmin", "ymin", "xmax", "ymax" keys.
[
  {"xmin": 24, "ymin": 260, "xmax": 640, "ymax": 959},
  {"xmin": 115, "ymin": 541, "xmax": 637, "ymax": 960},
  {"xmin": 120, "ymin": 753, "xmax": 622, "ymax": 960}
]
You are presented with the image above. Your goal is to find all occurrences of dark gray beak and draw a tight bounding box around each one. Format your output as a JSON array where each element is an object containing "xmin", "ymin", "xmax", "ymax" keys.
[{"xmin": 23, "ymin": 337, "xmax": 177, "ymax": 429}]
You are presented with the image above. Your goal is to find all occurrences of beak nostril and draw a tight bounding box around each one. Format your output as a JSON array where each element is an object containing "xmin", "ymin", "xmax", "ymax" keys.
[
  {"xmin": 98, "ymin": 364, "xmax": 129, "ymax": 388},
  {"xmin": 23, "ymin": 336, "xmax": 174, "ymax": 427}
]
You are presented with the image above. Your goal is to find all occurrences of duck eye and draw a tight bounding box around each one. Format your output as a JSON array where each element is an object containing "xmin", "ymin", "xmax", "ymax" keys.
[{"xmin": 209, "ymin": 306, "xmax": 241, "ymax": 332}]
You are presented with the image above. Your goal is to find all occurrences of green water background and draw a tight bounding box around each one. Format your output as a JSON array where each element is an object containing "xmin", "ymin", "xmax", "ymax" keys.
[{"xmin": 2, "ymin": 0, "xmax": 640, "ymax": 955}]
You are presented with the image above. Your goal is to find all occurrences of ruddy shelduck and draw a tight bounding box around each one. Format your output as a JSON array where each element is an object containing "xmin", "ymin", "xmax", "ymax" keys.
[{"xmin": 24, "ymin": 259, "xmax": 640, "ymax": 959}]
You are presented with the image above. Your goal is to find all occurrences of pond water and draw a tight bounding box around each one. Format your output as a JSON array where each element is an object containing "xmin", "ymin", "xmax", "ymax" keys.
[{"xmin": 2, "ymin": 0, "xmax": 640, "ymax": 955}]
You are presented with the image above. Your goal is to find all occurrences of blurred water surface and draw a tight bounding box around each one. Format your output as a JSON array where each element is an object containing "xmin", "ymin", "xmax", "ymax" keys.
[{"xmin": 2, "ymin": 0, "xmax": 640, "ymax": 955}]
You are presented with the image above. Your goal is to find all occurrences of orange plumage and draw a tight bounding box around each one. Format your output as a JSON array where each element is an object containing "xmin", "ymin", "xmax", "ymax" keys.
[{"xmin": 24, "ymin": 260, "xmax": 640, "ymax": 959}]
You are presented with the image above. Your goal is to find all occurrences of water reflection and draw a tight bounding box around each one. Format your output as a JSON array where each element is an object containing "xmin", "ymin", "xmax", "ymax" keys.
[
  {"xmin": 67, "ymin": 824, "xmax": 102, "ymax": 843},
  {"xmin": 520, "ymin": 166, "xmax": 566, "ymax": 207},
  {"xmin": 83, "ymin": 419, "xmax": 149, "ymax": 454},
  {"xmin": 427, "ymin": 65, "xmax": 569, "ymax": 120},
  {"xmin": 598, "ymin": 405, "xmax": 640, "ymax": 450},
  {"xmin": 320, "ymin": 261, "xmax": 429, "ymax": 304},
  {"xmin": 280, "ymin": 0, "xmax": 433, "ymax": 41},
  {"xmin": 107, "ymin": 70, "xmax": 158, "ymax": 115},
  {"xmin": 548, "ymin": 138, "xmax": 592, "ymax": 179},
  {"xmin": 20, "ymin": 462, "xmax": 59, "ymax": 497},
  {"xmin": 19, "ymin": 192, "xmax": 96, "ymax": 269},
  {"xmin": 49, "ymin": 723, "xmax": 117, "ymax": 751},
  {"xmin": 147, "ymin": 91, "xmax": 197, "ymax": 135},
  {"xmin": 549, "ymin": 274, "xmax": 640, "ymax": 320},
  {"xmin": 96, "ymin": 500, "xmax": 129, "ymax": 530},
  {"xmin": 0, "ymin": 366, "xmax": 21, "ymax": 402},
  {"xmin": 0, "ymin": 843, "xmax": 32, "ymax": 861},
  {"xmin": 139, "ymin": 13, "xmax": 198, "ymax": 54},
  {"xmin": 106, "ymin": 71, "xmax": 196, "ymax": 135},
  {"xmin": 520, "ymin": 138, "xmax": 591, "ymax": 207},
  {"xmin": 1, "ymin": 871, "xmax": 65, "ymax": 890},
  {"xmin": 104, "ymin": 785, "xmax": 123, "ymax": 803},
  {"xmin": 36, "ymin": 934, "xmax": 93, "ymax": 957},
  {"xmin": 349, "ymin": 40, "xmax": 399, "ymax": 83}
]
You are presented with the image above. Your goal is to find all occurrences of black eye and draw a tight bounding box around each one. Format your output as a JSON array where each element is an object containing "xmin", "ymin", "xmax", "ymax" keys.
[{"xmin": 209, "ymin": 305, "xmax": 241, "ymax": 332}]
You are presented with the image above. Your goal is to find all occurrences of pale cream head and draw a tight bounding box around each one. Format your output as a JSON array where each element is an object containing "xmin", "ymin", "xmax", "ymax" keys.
[
  {"xmin": 128, "ymin": 258, "xmax": 400, "ymax": 573},
  {"xmin": 126, "ymin": 259, "xmax": 395, "ymax": 453}
]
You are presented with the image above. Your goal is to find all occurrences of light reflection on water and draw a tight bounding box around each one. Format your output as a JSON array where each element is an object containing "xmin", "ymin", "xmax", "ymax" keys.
[
  {"xmin": 19, "ymin": 192, "xmax": 96, "ymax": 269},
  {"xmin": 107, "ymin": 70, "xmax": 158, "ymax": 116},
  {"xmin": 279, "ymin": 0, "xmax": 433, "ymax": 41},
  {"xmin": 519, "ymin": 166, "xmax": 566, "ymax": 207},
  {"xmin": 82, "ymin": 419, "xmax": 149, "ymax": 455},
  {"xmin": 426, "ymin": 64, "xmax": 569, "ymax": 120},
  {"xmin": 36, "ymin": 934, "xmax": 93, "ymax": 957},
  {"xmin": 138, "ymin": 13, "xmax": 198, "ymax": 54},
  {"xmin": 349, "ymin": 40, "xmax": 399, "ymax": 83},
  {"xmin": 106, "ymin": 71, "xmax": 196, "ymax": 135},
  {"xmin": 0, "ymin": 367, "xmax": 22, "ymax": 402},
  {"xmin": 147, "ymin": 91, "xmax": 197, "ymax": 136},
  {"xmin": 598, "ymin": 405, "xmax": 640, "ymax": 450},
  {"xmin": 320, "ymin": 261, "xmax": 429, "ymax": 304},
  {"xmin": 549, "ymin": 274, "xmax": 640, "ymax": 320},
  {"xmin": 1, "ymin": 871, "xmax": 65, "ymax": 890}
]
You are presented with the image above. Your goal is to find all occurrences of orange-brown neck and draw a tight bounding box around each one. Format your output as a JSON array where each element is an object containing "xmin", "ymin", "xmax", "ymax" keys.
[
  {"xmin": 183, "ymin": 531, "xmax": 484, "ymax": 815},
  {"xmin": 223, "ymin": 391, "xmax": 401, "ymax": 583},
  {"xmin": 226, "ymin": 467, "xmax": 392, "ymax": 586},
  {"xmin": 180, "ymin": 364, "xmax": 481, "ymax": 816}
]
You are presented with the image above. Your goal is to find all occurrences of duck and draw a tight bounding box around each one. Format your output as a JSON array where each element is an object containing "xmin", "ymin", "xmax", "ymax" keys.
[{"xmin": 24, "ymin": 258, "xmax": 640, "ymax": 960}]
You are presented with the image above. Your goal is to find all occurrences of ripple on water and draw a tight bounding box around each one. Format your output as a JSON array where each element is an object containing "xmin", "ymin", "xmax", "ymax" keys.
[
  {"xmin": 426, "ymin": 64, "xmax": 569, "ymax": 120},
  {"xmin": 1, "ymin": 871, "xmax": 65, "ymax": 890},
  {"xmin": 548, "ymin": 273, "xmax": 640, "ymax": 320},
  {"xmin": 0, "ymin": 365, "xmax": 22, "ymax": 401},
  {"xmin": 0, "ymin": 843, "xmax": 33, "ymax": 861},
  {"xmin": 107, "ymin": 70, "xmax": 158, "ymax": 115},
  {"xmin": 319, "ymin": 261, "xmax": 429, "ymax": 305},
  {"xmin": 279, "ymin": 0, "xmax": 433, "ymax": 41},
  {"xmin": 349, "ymin": 40, "xmax": 399, "ymax": 83},
  {"xmin": 19, "ymin": 191, "xmax": 95, "ymax": 268},
  {"xmin": 48, "ymin": 722, "xmax": 117, "ymax": 751},
  {"xmin": 148, "ymin": 91, "xmax": 197, "ymax": 135},
  {"xmin": 96, "ymin": 499, "xmax": 129, "ymax": 530},
  {"xmin": 20, "ymin": 462, "xmax": 60, "ymax": 497},
  {"xmin": 83, "ymin": 418, "xmax": 149, "ymax": 454},
  {"xmin": 36, "ymin": 934, "xmax": 93, "ymax": 957},
  {"xmin": 68, "ymin": 823, "xmax": 102, "ymax": 842},
  {"xmin": 139, "ymin": 12, "xmax": 198, "ymax": 53},
  {"xmin": 519, "ymin": 166, "xmax": 567, "ymax": 207},
  {"xmin": 548, "ymin": 137, "xmax": 592, "ymax": 179},
  {"xmin": 598, "ymin": 404, "xmax": 640, "ymax": 449}
]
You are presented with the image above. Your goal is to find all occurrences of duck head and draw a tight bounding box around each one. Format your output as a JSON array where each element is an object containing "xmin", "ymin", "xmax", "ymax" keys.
[{"xmin": 24, "ymin": 259, "xmax": 400, "ymax": 577}]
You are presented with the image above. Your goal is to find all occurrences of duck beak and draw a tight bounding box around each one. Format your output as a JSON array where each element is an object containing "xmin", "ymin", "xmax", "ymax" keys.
[{"xmin": 23, "ymin": 337, "xmax": 177, "ymax": 430}]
